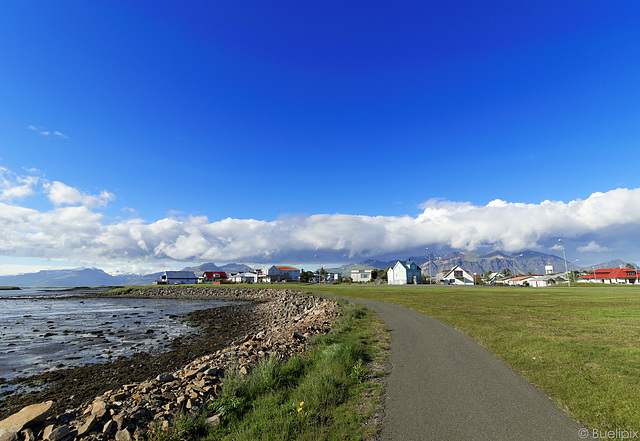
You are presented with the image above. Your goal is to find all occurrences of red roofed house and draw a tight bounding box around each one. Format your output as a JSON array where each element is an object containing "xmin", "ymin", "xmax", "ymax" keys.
[
  {"xmin": 199, "ymin": 271, "xmax": 228, "ymax": 283},
  {"xmin": 580, "ymin": 268, "xmax": 638, "ymax": 284}
]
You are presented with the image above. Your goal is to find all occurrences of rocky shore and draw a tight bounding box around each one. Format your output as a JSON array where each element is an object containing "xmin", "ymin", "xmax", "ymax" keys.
[{"xmin": 0, "ymin": 286, "xmax": 340, "ymax": 441}]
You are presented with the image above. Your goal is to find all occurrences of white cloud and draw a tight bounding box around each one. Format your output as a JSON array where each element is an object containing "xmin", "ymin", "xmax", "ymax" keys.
[
  {"xmin": 28, "ymin": 125, "xmax": 68, "ymax": 138},
  {"xmin": 1, "ymin": 171, "xmax": 640, "ymax": 269},
  {"xmin": 45, "ymin": 181, "xmax": 115, "ymax": 208},
  {"xmin": 0, "ymin": 168, "xmax": 39, "ymax": 202},
  {"xmin": 577, "ymin": 241, "xmax": 612, "ymax": 253}
]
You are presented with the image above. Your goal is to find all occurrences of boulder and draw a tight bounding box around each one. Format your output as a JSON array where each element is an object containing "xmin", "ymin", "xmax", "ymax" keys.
[{"xmin": 0, "ymin": 401, "xmax": 53, "ymax": 433}]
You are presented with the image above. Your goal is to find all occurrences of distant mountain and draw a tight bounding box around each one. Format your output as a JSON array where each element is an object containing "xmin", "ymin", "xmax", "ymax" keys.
[
  {"xmin": 589, "ymin": 259, "xmax": 636, "ymax": 270},
  {"xmin": 412, "ymin": 250, "xmax": 581, "ymax": 276},
  {"xmin": 0, "ymin": 267, "xmax": 132, "ymax": 287},
  {"xmin": 328, "ymin": 250, "xmax": 612, "ymax": 278},
  {"xmin": 181, "ymin": 262, "xmax": 221, "ymax": 273},
  {"xmin": 0, "ymin": 262, "xmax": 261, "ymax": 287},
  {"xmin": 218, "ymin": 263, "xmax": 255, "ymax": 274}
]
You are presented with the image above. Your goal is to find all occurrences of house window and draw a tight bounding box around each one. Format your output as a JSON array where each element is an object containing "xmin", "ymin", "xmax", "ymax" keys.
[{"xmin": 454, "ymin": 270, "xmax": 463, "ymax": 278}]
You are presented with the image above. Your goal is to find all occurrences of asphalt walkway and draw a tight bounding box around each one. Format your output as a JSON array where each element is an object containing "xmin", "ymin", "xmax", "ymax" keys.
[{"xmin": 327, "ymin": 295, "xmax": 594, "ymax": 440}]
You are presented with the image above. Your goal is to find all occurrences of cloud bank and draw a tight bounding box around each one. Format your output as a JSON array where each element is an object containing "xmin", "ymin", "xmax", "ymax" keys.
[{"xmin": 1, "ymin": 168, "xmax": 640, "ymax": 268}]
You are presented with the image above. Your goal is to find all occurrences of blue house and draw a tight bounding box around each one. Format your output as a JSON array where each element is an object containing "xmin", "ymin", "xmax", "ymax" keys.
[{"xmin": 160, "ymin": 271, "xmax": 198, "ymax": 285}]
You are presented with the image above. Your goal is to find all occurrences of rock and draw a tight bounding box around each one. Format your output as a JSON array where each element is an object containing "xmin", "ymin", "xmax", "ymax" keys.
[
  {"xmin": 0, "ymin": 401, "xmax": 53, "ymax": 433},
  {"xmin": 76, "ymin": 415, "xmax": 97, "ymax": 437},
  {"xmin": 115, "ymin": 428, "xmax": 132, "ymax": 441},
  {"xmin": 91, "ymin": 400, "xmax": 107, "ymax": 417},
  {"xmin": 156, "ymin": 373, "xmax": 174, "ymax": 383},
  {"xmin": 111, "ymin": 392, "xmax": 127, "ymax": 402},
  {"xmin": 43, "ymin": 425, "xmax": 71, "ymax": 441},
  {"xmin": 205, "ymin": 414, "xmax": 221, "ymax": 428},
  {"xmin": 103, "ymin": 420, "xmax": 116, "ymax": 435}
]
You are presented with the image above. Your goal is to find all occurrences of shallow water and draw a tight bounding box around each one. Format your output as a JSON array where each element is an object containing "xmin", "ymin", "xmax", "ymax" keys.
[{"xmin": 0, "ymin": 288, "xmax": 237, "ymax": 383}]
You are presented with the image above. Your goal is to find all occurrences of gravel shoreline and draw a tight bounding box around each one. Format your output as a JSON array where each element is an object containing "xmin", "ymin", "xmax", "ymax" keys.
[{"xmin": 0, "ymin": 286, "xmax": 340, "ymax": 440}]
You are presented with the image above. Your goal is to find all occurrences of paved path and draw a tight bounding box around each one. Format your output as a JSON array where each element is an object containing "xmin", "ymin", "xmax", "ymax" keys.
[{"xmin": 323, "ymin": 294, "xmax": 594, "ymax": 440}]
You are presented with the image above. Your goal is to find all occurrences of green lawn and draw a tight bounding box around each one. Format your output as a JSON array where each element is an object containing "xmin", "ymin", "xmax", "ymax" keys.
[{"xmin": 311, "ymin": 284, "xmax": 640, "ymax": 432}]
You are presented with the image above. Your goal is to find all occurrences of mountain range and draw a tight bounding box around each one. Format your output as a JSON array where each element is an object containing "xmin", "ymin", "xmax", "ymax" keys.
[
  {"xmin": 0, "ymin": 251, "xmax": 636, "ymax": 287},
  {"xmin": 327, "ymin": 250, "xmax": 634, "ymax": 276}
]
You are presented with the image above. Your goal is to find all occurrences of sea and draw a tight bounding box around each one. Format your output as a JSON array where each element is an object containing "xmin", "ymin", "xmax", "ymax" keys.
[{"xmin": 0, "ymin": 288, "xmax": 237, "ymax": 386}]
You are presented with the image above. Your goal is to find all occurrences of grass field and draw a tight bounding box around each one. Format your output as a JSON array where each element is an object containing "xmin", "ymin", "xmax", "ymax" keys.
[{"xmin": 311, "ymin": 284, "xmax": 640, "ymax": 432}]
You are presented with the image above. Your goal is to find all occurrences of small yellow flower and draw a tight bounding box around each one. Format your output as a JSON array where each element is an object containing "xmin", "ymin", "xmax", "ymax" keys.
[
  {"xmin": 297, "ymin": 407, "xmax": 302, "ymax": 412},
  {"xmin": 300, "ymin": 401, "xmax": 304, "ymax": 406}
]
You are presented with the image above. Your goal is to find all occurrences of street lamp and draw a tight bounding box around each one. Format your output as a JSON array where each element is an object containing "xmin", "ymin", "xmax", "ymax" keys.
[
  {"xmin": 426, "ymin": 248, "xmax": 431, "ymax": 285},
  {"xmin": 558, "ymin": 239, "xmax": 570, "ymax": 287}
]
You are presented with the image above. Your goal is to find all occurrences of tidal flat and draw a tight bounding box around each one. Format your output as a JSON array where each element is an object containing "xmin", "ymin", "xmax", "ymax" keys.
[{"xmin": 0, "ymin": 288, "xmax": 249, "ymax": 419}]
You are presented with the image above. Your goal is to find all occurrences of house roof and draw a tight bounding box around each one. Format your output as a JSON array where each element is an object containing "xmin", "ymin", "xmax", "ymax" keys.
[
  {"xmin": 396, "ymin": 260, "xmax": 422, "ymax": 271},
  {"xmin": 276, "ymin": 266, "xmax": 299, "ymax": 271},
  {"xmin": 164, "ymin": 271, "xmax": 197, "ymax": 279},
  {"xmin": 442, "ymin": 265, "xmax": 470, "ymax": 278},
  {"xmin": 202, "ymin": 271, "xmax": 227, "ymax": 279},
  {"xmin": 580, "ymin": 268, "xmax": 638, "ymax": 280}
]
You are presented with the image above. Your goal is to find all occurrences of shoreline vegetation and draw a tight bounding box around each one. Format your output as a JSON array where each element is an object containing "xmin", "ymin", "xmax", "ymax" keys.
[
  {"xmin": 0, "ymin": 286, "xmax": 20, "ymax": 290},
  {"xmin": 0, "ymin": 285, "xmax": 387, "ymax": 441}
]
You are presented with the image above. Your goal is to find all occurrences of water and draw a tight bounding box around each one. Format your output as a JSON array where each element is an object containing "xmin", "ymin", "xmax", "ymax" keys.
[{"xmin": 0, "ymin": 288, "xmax": 238, "ymax": 384}]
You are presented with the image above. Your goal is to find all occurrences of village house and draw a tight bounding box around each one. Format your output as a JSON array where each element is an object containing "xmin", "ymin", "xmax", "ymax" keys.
[
  {"xmin": 580, "ymin": 268, "xmax": 638, "ymax": 284},
  {"xmin": 198, "ymin": 271, "xmax": 228, "ymax": 283},
  {"xmin": 350, "ymin": 269, "xmax": 373, "ymax": 282},
  {"xmin": 527, "ymin": 274, "xmax": 568, "ymax": 287},
  {"xmin": 439, "ymin": 265, "xmax": 475, "ymax": 285},
  {"xmin": 159, "ymin": 271, "xmax": 198, "ymax": 285},
  {"xmin": 258, "ymin": 265, "xmax": 301, "ymax": 283},
  {"xmin": 228, "ymin": 272, "xmax": 257, "ymax": 283},
  {"xmin": 388, "ymin": 260, "xmax": 422, "ymax": 285}
]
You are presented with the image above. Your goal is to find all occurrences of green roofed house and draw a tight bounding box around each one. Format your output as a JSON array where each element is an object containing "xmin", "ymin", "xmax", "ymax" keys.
[{"xmin": 388, "ymin": 259, "xmax": 423, "ymax": 285}]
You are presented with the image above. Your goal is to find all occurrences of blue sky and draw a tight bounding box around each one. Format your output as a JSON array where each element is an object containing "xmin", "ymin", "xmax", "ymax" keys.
[{"xmin": 1, "ymin": 1, "xmax": 640, "ymax": 275}]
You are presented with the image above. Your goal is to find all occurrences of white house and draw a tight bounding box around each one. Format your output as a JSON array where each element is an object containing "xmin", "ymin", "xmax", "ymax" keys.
[
  {"xmin": 527, "ymin": 274, "xmax": 568, "ymax": 287},
  {"xmin": 484, "ymin": 272, "xmax": 502, "ymax": 284},
  {"xmin": 160, "ymin": 271, "xmax": 198, "ymax": 285},
  {"xmin": 388, "ymin": 260, "xmax": 422, "ymax": 285},
  {"xmin": 316, "ymin": 272, "xmax": 341, "ymax": 283},
  {"xmin": 229, "ymin": 272, "xmax": 257, "ymax": 283},
  {"xmin": 259, "ymin": 265, "xmax": 300, "ymax": 283},
  {"xmin": 350, "ymin": 269, "xmax": 372, "ymax": 282},
  {"xmin": 441, "ymin": 265, "xmax": 474, "ymax": 285}
]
